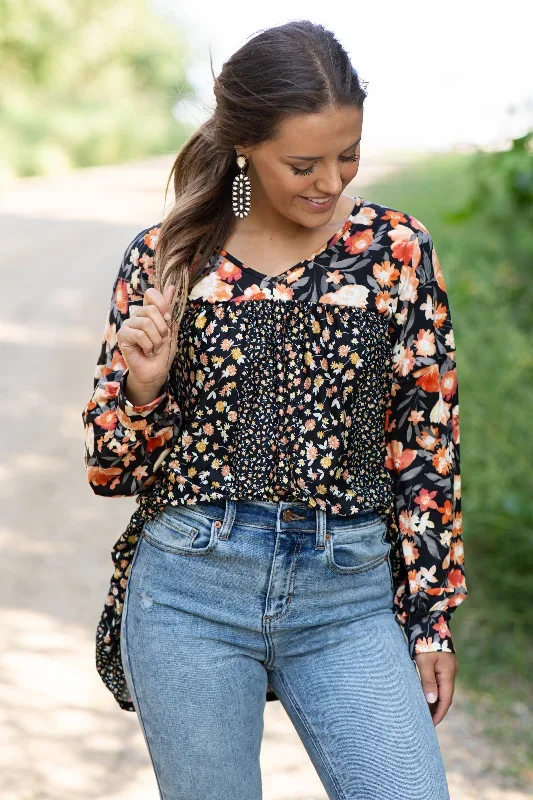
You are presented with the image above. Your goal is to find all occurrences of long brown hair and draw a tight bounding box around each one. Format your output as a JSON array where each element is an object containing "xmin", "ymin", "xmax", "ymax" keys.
[{"xmin": 154, "ymin": 19, "xmax": 368, "ymax": 331}]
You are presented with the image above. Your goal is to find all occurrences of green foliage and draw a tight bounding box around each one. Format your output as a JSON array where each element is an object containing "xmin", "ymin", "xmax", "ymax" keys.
[
  {"xmin": 444, "ymin": 132, "xmax": 533, "ymax": 331},
  {"xmin": 0, "ymin": 0, "xmax": 196, "ymax": 177}
]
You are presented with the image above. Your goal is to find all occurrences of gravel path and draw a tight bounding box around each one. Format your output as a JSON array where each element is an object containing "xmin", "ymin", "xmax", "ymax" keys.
[{"xmin": 1, "ymin": 154, "xmax": 531, "ymax": 799}]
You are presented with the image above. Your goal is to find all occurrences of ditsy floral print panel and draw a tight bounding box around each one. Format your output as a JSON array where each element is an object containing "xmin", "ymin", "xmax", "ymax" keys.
[{"xmin": 82, "ymin": 196, "xmax": 467, "ymax": 712}]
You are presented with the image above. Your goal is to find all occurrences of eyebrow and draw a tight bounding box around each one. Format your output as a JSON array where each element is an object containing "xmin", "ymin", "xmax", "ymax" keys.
[{"xmin": 285, "ymin": 138, "xmax": 361, "ymax": 161}]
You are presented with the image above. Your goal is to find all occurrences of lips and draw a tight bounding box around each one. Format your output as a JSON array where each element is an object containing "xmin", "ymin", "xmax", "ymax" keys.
[{"xmin": 299, "ymin": 195, "xmax": 336, "ymax": 211}]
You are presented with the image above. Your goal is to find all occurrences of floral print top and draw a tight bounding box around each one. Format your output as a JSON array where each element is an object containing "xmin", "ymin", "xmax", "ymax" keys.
[{"xmin": 82, "ymin": 195, "xmax": 468, "ymax": 712}]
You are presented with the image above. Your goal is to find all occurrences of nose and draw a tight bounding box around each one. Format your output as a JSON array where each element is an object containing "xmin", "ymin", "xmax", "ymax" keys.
[{"xmin": 314, "ymin": 164, "xmax": 344, "ymax": 197}]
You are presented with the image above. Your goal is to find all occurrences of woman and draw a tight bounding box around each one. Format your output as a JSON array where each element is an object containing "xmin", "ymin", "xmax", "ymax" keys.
[{"xmin": 82, "ymin": 20, "xmax": 467, "ymax": 800}]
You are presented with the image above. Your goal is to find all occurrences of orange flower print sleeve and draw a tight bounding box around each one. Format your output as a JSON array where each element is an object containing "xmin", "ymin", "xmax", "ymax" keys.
[
  {"xmin": 81, "ymin": 228, "xmax": 182, "ymax": 497},
  {"xmin": 384, "ymin": 226, "xmax": 467, "ymax": 659}
]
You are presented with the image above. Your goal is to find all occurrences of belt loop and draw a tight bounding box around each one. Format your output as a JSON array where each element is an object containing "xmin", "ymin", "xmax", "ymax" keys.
[
  {"xmin": 218, "ymin": 498, "xmax": 236, "ymax": 540},
  {"xmin": 276, "ymin": 501, "xmax": 282, "ymax": 533},
  {"xmin": 315, "ymin": 507, "xmax": 327, "ymax": 550}
]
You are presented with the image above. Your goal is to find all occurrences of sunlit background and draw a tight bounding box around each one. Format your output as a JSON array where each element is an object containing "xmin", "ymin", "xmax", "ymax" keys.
[
  {"xmin": 166, "ymin": 0, "xmax": 533, "ymax": 154},
  {"xmin": 1, "ymin": 2, "xmax": 532, "ymax": 798}
]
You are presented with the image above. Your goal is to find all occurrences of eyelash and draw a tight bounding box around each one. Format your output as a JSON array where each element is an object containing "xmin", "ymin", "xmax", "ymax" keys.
[{"xmin": 291, "ymin": 154, "xmax": 359, "ymax": 176}]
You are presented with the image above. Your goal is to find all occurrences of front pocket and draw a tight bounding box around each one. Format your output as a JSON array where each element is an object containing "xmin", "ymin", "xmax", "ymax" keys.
[
  {"xmin": 142, "ymin": 508, "xmax": 219, "ymax": 555},
  {"xmin": 325, "ymin": 518, "xmax": 391, "ymax": 575}
]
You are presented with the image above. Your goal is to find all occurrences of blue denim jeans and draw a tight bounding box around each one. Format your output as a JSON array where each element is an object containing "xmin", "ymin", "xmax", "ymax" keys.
[{"xmin": 121, "ymin": 498, "xmax": 450, "ymax": 800}]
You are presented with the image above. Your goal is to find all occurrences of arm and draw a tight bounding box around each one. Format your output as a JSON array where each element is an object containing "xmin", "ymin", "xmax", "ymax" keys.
[
  {"xmin": 384, "ymin": 224, "xmax": 467, "ymax": 658},
  {"xmin": 81, "ymin": 226, "xmax": 182, "ymax": 497}
]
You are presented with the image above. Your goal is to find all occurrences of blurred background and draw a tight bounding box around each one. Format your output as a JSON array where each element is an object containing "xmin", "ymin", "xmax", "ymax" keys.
[{"xmin": 1, "ymin": 1, "xmax": 532, "ymax": 798}]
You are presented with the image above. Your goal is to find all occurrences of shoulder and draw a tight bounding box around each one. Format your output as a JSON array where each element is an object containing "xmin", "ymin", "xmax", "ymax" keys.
[
  {"xmin": 116, "ymin": 222, "xmax": 163, "ymax": 290},
  {"xmin": 124, "ymin": 222, "xmax": 163, "ymax": 259},
  {"xmin": 357, "ymin": 197, "xmax": 435, "ymax": 268},
  {"xmin": 358, "ymin": 196, "xmax": 432, "ymax": 239}
]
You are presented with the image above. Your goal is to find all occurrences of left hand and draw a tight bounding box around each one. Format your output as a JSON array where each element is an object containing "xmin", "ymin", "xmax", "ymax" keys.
[{"xmin": 414, "ymin": 652, "xmax": 458, "ymax": 726}]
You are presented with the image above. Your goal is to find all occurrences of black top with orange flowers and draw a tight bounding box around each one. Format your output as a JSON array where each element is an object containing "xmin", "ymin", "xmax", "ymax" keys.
[{"xmin": 82, "ymin": 195, "xmax": 468, "ymax": 712}]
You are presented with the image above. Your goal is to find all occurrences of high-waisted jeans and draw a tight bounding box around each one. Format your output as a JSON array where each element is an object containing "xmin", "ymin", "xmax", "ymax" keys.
[{"xmin": 121, "ymin": 498, "xmax": 451, "ymax": 800}]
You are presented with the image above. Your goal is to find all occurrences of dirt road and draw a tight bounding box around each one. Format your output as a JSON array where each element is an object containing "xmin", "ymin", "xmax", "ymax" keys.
[{"xmin": 1, "ymin": 153, "xmax": 530, "ymax": 799}]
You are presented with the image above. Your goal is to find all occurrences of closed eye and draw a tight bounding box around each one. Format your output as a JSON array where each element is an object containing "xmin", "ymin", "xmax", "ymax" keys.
[{"xmin": 291, "ymin": 154, "xmax": 359, "ymax": 176}]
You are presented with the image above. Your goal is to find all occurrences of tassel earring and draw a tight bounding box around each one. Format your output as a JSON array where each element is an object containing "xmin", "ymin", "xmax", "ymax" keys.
[{"xmin": 232, "ymin": 154, "xmax": 251, "ymax": 217}]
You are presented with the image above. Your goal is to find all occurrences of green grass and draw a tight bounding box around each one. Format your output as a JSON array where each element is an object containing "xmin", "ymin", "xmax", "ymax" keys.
[{"xmin": 364, "ymin": 152, "xmax": 533, "ymax": 785}]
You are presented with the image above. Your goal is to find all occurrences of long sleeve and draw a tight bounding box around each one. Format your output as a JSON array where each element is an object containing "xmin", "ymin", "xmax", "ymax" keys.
[
  {"xmin": 384, "ymin": 225, "xmax": 467, "ymax": 658},
  {"xmin": 81, "ymin": 226, "xmax": 182, "ymax": 497}
]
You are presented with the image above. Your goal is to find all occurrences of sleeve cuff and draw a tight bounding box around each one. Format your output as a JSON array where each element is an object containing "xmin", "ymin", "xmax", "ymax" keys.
[
  {"xmin": 406, "ymin": 609, "xmax": 456, "ymax": 659},
  {"xmin": 116, "ymin": 369, "xmax": 171, "ymax": 429}
]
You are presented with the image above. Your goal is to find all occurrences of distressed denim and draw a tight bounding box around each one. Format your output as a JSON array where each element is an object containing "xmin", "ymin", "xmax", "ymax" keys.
[{"xmin": 121, "ymin": 498, "xmax": 450, "ymax": 800}]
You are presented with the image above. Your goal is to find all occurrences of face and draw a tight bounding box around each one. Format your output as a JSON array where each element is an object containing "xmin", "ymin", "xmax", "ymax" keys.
[{"xmin": 236, "ymin": 104, "xmax": 363, "ymax": 228}]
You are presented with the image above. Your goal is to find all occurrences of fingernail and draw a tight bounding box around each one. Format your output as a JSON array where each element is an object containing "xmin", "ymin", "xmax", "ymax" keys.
[
  {"xmin": 425, "ymin": 692, "xmax": 438, "ymax": 703},
  {"xmin": 164, "ymin": 312, "xmax": 171, "ymax": 322}
]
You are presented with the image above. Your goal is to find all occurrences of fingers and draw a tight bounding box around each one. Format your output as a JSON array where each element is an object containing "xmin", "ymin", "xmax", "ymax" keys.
[
  {"xmin": 144, "ymin": 284, "xmax": 176, "ymax": 324},
  {"xmin": 119, "ymin": 324, "xmax": 165, "ymax": 358},
  {"xmin": 418, "ymin": 659, "xmax": 439, "ymax": 706},
  {"xmin": 124, "ymin": 284, "xmax": 176, "ymax": 356},
  {"xmin": 130, "ymin": 305, "xmax": 168, "ymax": 346},
  {"xmin": 415, "ymin": 652, "xmax": 457, "ymax": 726},
  {"xmin": 432, "ymin": 666, "xmax": 455, "ymax": 726}
]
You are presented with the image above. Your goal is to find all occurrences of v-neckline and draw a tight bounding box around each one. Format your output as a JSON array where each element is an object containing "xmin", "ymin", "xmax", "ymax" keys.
[{"xmin": 217, "ymin": 196, "xmax": 363, "ymax": 281}]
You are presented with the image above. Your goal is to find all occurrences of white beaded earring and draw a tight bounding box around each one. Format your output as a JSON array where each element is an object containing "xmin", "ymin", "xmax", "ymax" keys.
[{"xmin": 232, "ymin": 154, "xmax": 251, "ymax": 217}]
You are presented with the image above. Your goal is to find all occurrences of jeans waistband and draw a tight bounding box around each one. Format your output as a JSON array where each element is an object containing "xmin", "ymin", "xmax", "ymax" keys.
[{"xmin": 161, "ymin": 498, "xmax": 380, "ymax": 537}]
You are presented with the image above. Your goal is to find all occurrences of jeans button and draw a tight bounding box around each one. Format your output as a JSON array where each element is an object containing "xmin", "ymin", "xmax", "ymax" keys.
[{"xmin": 282, "ymin": 510, "xmax": 293, "ymax": 522}]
